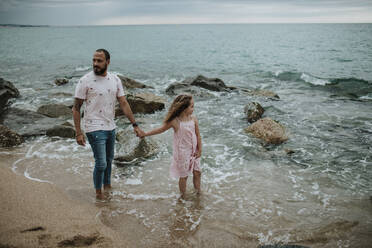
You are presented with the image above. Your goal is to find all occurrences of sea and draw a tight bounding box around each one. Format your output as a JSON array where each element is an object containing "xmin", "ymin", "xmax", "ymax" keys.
[{"xmin": 0, "ymin": 24, "xmax": 371, "ymax": 247}]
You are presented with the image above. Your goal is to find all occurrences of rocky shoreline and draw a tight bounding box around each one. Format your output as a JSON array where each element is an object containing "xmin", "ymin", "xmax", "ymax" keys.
[{"xmin": 0, "ymin": 74, "xmax": 289, "ymax": 162}]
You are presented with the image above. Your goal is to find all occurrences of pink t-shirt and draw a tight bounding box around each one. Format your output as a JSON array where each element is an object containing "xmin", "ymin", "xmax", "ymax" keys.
[{"xmin": 74, "ymin": 71, "xmax": 125, "ymax": 133}]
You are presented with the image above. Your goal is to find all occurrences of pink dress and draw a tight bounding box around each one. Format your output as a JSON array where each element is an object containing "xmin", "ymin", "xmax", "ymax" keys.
[{"xmin": 170, "ymin": 118, "xmax": 201, "ymax": 179}]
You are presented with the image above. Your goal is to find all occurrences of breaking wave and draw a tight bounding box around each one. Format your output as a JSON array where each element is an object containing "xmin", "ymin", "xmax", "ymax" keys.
[{"xmin": 273, "ymin": 71, "xmax": 372, "ymax": 98}]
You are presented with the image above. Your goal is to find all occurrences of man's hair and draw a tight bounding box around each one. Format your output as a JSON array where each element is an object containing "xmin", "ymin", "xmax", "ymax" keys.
[{"xmin": 95, "ymin": 48, "xmax": 110, "ymax": 61}]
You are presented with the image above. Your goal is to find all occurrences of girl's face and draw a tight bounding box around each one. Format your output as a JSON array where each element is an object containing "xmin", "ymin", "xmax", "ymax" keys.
[{"xmin": 184, "ymin": 98, "xmax": 194, "ymax": 116}]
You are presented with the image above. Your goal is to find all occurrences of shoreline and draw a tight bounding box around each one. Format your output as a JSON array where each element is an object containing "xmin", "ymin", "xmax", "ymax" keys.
[{"xmin": 0, "ymin": 165, "xmax": 127, "ymax": 248}]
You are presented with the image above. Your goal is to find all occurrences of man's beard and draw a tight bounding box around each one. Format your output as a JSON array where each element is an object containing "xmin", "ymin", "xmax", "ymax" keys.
[{"xmin": 93, "ymin": 64, "xmax": 107, "ymax": 75}]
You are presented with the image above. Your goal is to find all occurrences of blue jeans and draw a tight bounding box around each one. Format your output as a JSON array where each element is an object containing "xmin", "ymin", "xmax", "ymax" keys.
[{"xmin": 86, "ymin": 129, "xmax": 116, "ymax": 190}]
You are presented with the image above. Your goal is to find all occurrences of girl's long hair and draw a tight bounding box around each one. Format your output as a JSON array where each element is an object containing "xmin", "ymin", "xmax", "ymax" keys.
[{"xmin": 164, "ymin": 94, "xmax": 193, "ymax": 123}]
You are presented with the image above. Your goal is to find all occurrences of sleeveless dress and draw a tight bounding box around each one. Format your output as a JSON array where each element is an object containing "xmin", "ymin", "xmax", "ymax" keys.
[{"xmin": 170, "ymin": 118, "xmax": 201, "ymax": 179}]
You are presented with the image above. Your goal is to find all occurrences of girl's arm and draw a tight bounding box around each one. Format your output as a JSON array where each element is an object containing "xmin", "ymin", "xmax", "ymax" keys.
[
  {"xmin": 193, "ymin": 116, "xmax": 202, "ymax": 158},
  {"xmin": 143, "ymin": 120, "xmax": 174, "ymax": 137}
]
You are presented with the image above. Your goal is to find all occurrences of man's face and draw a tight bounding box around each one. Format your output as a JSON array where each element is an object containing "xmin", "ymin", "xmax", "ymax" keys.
[{"xmin": 92, "ymin": 52, "xmax": 109, "ymax": 76}]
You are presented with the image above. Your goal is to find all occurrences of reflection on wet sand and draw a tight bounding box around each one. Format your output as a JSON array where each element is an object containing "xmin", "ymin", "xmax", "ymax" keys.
[
  {"xmin": 2, "ymin": 136, "xmax": 372, "ymax": 247},
  {"xmin": 169, "ymin": 193, "xmax": 203, "ymax": 246}
]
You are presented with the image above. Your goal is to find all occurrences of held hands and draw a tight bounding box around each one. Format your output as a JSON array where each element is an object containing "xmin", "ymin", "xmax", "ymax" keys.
[{"xmin": 134, "ymin": 126, "xmax": 146, "ymax": 138}]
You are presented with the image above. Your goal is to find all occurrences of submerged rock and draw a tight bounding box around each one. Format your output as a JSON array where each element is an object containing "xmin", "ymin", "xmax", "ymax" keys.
[
  {"xmin": 117, "ymin": 75, "xmax": 152, "ymax": 89},
  {"xmin": 54, "ymin": 78, "xmax": 69, "ymax": 86},
  {"xmin": 116, "ymin": 93, "xmax": 166, "ymax": 115},
  {"xmin": 37, "ymin": 104, "xmax": 72, "ymax": 118},
  {"xmin": 241, "ymin": 88, "xmax": 280, "ymax": 99},
  {"xmin": 166, "ymin": 75, "xmax": 234, "ymax": 96},
  {"xmin": 49, "ymin": 92, "xmax": 73, "ymax": 98},
  {"xmin": 244, "ymin": 102, "xmax": 265, "ymax": 123},
  {"xmin": 0, "ymin": 78, "xmax": 20, "ymax": 114},
  {"xmin": 46, "ymin": 125, "xmax": 75, "ymax": 138},
  {"xmin": 284, "ymin": 148, "xmax": 295, "ymax": 155},
  {"xmin": 245, "ymin": 117, "xmax": 288, "ymax": 144},
  {"xmin": 115, "ymin": 127, "xmax": 159, "ymax": 163},
  {"xmin": 1, "ymin": 108, "xmax": 66, "ymax": 137},
  {"xmin": 259, "ymin": 245, "xmax": 310, "ymax": 248},
  {"xmin": 0, "ymin": 124, "xmax": 24, "ymax": 147}
]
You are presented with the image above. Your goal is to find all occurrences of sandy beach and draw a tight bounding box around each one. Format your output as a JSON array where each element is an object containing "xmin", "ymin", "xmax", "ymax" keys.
[
  {"xmin": 0, "ymin": 165, "xmax": 128, "ymax": 248},
  {"xmin": 1, "ymin": 23, "xmax": 372, "ymax": 248}
]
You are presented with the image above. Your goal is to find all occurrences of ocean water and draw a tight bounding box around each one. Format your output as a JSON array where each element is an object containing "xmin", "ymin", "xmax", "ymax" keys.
[{"xmin": 1, "ymin": 24, "xmax": 372, "ymax": 247}]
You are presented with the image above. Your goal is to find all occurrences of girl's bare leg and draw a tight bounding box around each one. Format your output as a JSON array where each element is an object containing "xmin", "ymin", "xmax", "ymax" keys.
[
  {"xmin": 193, "ymin": 170, "xmax": 201, "ymax": 194},
  {"xmin": 179, "ymin": 177, "xmax": 188, "ymax": 198}
]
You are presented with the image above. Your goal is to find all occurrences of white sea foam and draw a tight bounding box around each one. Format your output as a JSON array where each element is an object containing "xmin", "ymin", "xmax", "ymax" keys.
[
  {"xmin": 312, "ymin": 182, "xmax": 319, "ymax": 190},
  {"xmin": 274, "ymin": 70, "xmax": 283, "ymax": 77},
  {"xmin": 190, "ymin": 214, "xmax": 203, "ymax": 231},
  {"xmin": 300, "ymin": 73, "xmax": 330, "ymax": 86},
  {"xmin": 125, "ymin": 178, "xmax": 143, "ymax": 185},
  {"xmin": 257, "ymin": 230, "xmax": 273, "ymax": 244},
  {"xmin": 209, "ymin": 170, "xmax": 240, "ymax": 184},
  {"xmin": 24, "ymin": 169, "xmax": 52, "ymax": 183},
  {"xmin": 127, "ymin": 193, "xmax": 176, "ymax": 201},
  {"xmin": 75, "ymin": 66, "xmax": 90, "ymax": 72},
  {"xmin": 12, "ymin": 158, "xmax": 24, "ymax": 173},
  {"xmin": 297, "ymin": 208, "xmax": 307, "ymax": 215},
  {"xmin": 359, "ymin": 94, "xmax": 372, "ymax": 100}
]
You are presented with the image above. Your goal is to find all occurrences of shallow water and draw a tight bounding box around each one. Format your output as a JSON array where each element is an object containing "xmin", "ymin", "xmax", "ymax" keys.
[{"xmin": 1, "ymin": 24, "xmax": 372, "ymax": 247}]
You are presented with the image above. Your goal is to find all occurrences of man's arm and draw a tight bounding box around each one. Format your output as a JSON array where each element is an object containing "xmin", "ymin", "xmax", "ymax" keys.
[
  {"xmin": 72, "ymin": 98, "xmax": 86, "ymax": 146},
  {"xmin": 118, "ymin": 95, "xmax": 144, "ymax": 137}
]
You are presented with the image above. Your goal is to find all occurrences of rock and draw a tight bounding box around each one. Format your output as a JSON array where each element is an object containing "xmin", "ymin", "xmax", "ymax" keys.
[
  {"xmin": 49, "ymin": 92, "xmax": 73, "ymax": 98},
  {"xmin": 165, "ymin": 75, "xmax": 233, "ymax": 96},
  {"xmin": 46, "ymin": 125, "xmax": 75, "ymax": 138},
  {"xmin": 0, "ymin": 108, "xmax": 66, "ymax": 137},
  {"xmin": 54, "ymin": 78, "xmax": 69, "ymax": 86},
  {"xmin": 241, "ymin": 88, "xmax": 280, "ymax": 99},
  {"xmin": 61, "ymin": 120, "xmax": 74, "ymax": 127},
  {"xmin": 115, "ymin": 138, "xmax": 158, "ymax": 163},
  {"xmin": 117, "ymin": 75, "xmax": 152, "ymax": 89},
  {"xmin": 58, "ymin": 233, "xmax": 99, "ymax": 247},
  {"xmin": 284, "ymin": 148, "xmax": 295, "ymax": 155},
  {"xmin": 188, "ymin": 75, "xmax": 229, "ymax": 91},
  {"xmin": 37, "ymin": 104, "xmax": 72, "ymax": 118},
  {"xmin": 166, "ymin": 82, "xmax": 195, "ymax": 95},
  {"xmin": 0, "ymin": 124, "xmax": 24, "ymax": 147},
  {"xmin": 116, "ymin": 93, "xmax": 166, "ymax": 115},
  {"xmin": 245, "ymin": 117, "xmax": 288, "ymax": 144},
  {"xmin": 115, "ymin": 127, "xmax": 158, "ymax": 163},
  {"xmin": 244, "ymin": 102, "xmax": 264, "ymax": 123},
  {"xmin": 165, "ymin": 83, "xmax": 215, "ymax": 98},
  {"xmin": 259, "ymin": 245, "xmax": 310, "ymax": 248},
  {"xmin": 0, "ymin": 78, "xmax": 20, "ymax": 114}
]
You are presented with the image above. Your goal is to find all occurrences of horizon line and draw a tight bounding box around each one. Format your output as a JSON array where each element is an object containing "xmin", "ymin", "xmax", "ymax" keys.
[{"xmin": 1, "ymin": 22, "xmax": 372, "ymax": 27}]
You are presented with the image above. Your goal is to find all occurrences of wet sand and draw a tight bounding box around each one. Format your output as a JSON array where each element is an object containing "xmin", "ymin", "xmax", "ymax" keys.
[
  {"xmin": 1, "ymin": 141, "xmax": 371, "ymax": 248},
  {"xmin": 0, "ymin": 165, "xmax": 128, "ymax": 248}
]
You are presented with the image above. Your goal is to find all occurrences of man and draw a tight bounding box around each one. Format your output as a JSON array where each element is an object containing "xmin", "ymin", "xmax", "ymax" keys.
[{"xmin": 72, "ymin": 48, "xmax": 143, "ymax": 199}]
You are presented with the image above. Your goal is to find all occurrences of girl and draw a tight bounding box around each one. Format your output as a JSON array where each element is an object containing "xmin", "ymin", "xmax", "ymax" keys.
[{"xmin": 141, "ymin": 94, "xmax": 202, "ymax": 198}]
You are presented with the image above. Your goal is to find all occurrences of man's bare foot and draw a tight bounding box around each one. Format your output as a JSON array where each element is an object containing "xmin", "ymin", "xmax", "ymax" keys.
[
  {"xmin": 96, "ymin": 193, "xmax": 105, "ymax": 200},
  {"xmin": 104, "ymin": 184, "xmax": 112, "ymax": 191},
  {"xmin": 96, "ymin": 189, "xmax": 105, "ymax": 200}
]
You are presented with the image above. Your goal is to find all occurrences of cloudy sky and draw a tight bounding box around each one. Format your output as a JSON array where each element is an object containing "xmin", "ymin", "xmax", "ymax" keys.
[{"xmin": 1, "ymin": 0, "xmax": 372, "ymax": 26}]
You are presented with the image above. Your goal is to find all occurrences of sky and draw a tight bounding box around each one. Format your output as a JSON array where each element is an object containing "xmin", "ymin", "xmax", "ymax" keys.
[{"xmin": 1, "ymin": 0, "xmax": 372, "ymax": 26}]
